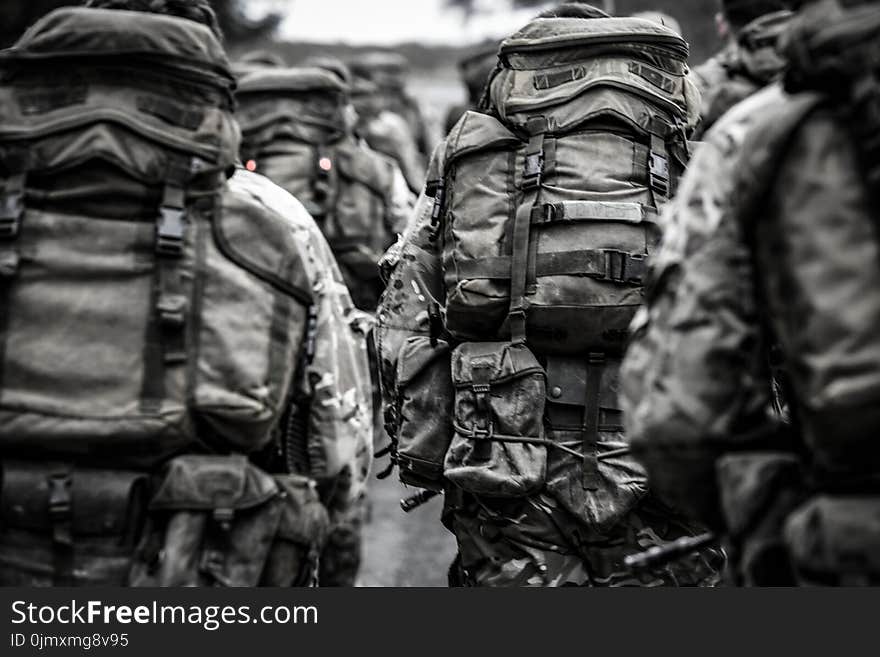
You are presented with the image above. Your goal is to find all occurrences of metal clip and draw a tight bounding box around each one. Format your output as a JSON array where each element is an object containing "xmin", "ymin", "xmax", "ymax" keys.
[{"xmin": 523, "ymin": 151, "xmax": 544, "ymax": 190}]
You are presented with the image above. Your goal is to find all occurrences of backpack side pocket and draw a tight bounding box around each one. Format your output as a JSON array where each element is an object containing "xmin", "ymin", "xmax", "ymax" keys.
[
  {"xmin": 394, "ymin": 337, "xmax": 455, "ymax": 491},
  {"xmin": 445, "ymin": 342, "xmax": 547, "ymax": 497}
]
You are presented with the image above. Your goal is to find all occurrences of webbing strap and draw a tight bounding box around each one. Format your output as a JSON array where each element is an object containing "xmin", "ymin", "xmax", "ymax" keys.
[
  {"xmin": 648, "ymin": 118, "xmax": 671, "ymax": 207},
  {"xmin": 0, "ymin": 172, "xmax": 27, "ymax": 401},
  {"xmin": 48, "ymin": 467, "xmax": 74, "ymax": 586},
  {"xmin": 509, "ymin": 116, "xmax": 547, "ymax": 344},
  {"xmin": 0, "ymin": 173, "xmax": 26, "ymax": 279},
  {"xmin": 451, "ymin": 249, "xmax": 648, "ymax": 284},
  {"xmin": 142, "ymin": 176, "xmax": 190, "ymax": 413},
  {"xmin": 531, "ymin": 200, "xmax": 656, "ymax": 226},
  {"xmin": 581, "ymin": 353, "xmax": 605, "ymax": 491}
]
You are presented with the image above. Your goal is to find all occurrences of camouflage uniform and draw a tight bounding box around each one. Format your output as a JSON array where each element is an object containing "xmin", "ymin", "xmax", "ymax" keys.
[
  {"xmin": 377, "ymin": 163, "xmax": 722, "ymax": 588},
  {"xmin": 232, "ymin": 170, "xmax": 374, "ymax": 586},
  {"xmin": 622, "ymin": 0, "xmax": 880, "ymax": 585},
  {"xmin": 621, "ymin": 85, "xmax": 785, "ymax": 521},
  {"xmin": 691, "ymin": 11, "xmax": 792, "ymax": 137}
]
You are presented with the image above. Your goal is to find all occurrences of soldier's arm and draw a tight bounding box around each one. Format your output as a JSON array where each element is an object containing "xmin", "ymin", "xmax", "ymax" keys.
[
  {"xmin": 621, "ymin": 123, "xmax": 771, "ymax": 526},
  {"xmin": 375, "ymin": 144, "xmax": 446, "ymax": 408}
]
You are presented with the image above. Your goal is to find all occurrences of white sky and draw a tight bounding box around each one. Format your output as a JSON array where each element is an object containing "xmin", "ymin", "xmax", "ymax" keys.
[{"xmin": 265, "ymin": 0, "xmax": 554, "ymax": 45}]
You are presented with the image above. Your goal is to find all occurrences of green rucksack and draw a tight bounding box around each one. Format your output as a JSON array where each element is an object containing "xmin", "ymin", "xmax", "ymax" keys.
[
  {"xmin": 389, "ymin": 16, "xmax": 698, "ymax": 527},
  {"xmin": 435, "ymin": 16, "xmax": 699, "ymax": 356},
  {"xmin": 237, "ymin": 67, "xmax": 397, "ymax": 310},
  {"xmin": 0, "ymin": 8, "xmax": 322, "ymax": 585}
]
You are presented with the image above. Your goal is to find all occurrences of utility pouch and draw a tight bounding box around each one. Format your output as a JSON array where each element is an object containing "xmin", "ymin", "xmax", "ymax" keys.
[
  {"xmin": 716, "ymin": 452, "xmax": 809, "ymax": 586},
  {"xmin": 262, "ymin": 474, "xmax": 329, "ymax": 587},
  {"xmin": 0, "ymin": 461, "xmax": 150, "ymax": 586},
  {"xmin": 394, "ymin": 336, "xmax": 455, "ymax": 491},
  {"xmin": 445, "ymin": 341, "xmax": 547, "ymax": 497},
  {"xmin": 785, "ymin": 495, "xmax": 880, "ymax": 586},
  {"xmin": 130, "ymin": 455, "xmax": 322, "ymax": 587}
]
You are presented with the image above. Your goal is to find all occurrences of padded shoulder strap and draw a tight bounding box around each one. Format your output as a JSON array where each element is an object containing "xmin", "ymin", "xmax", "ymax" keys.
[
  {"xmin": 215, "ymin": 179, "xmax": 313, "ymax": 307},
  {"xmin": 445, "ymin": 111, "xmax": 520, "ymax": 168}
]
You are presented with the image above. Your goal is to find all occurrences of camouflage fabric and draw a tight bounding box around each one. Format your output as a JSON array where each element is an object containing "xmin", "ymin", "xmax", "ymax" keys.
[
  {"xmin": 620, "ymin": 85, "xmax": 785, "ymax": 524},
  {"xmin": 444, "ymin": 490, "xmax": 722, "ymax": 587},
  {"xmin": 231, "ymin": 170, "xmax": 374, "ymax": 586},
  {"xmin": 376, "ymin": 141, "xmax": 720, "ymax": 586},
  {"xmin": 692, "ymin": 11, "xmax": 792, "ymax": 137}
]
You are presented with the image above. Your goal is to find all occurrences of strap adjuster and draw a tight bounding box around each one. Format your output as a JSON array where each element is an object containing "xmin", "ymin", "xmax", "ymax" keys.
[
  {"xmin": 0, "ymin": 180, "xmax": 25, "ymax": 239},
  {"xmin": 598, "ymin": 250, "xmax": 647, "ymax": 285},
  {"xmin": 470, "ymin": 421, "xmax": 495, "ymax": 440},
  {"xmin": 523, "ymin": 152, "xmax": 544, "ymax": 190},
  {"xmin": 48, "ymin": 472, "xmax": 72, "ymax": 522},
  {"xmin": 649, "ymin": 152, "xmax": 670, "ymax": 197},
  {"xmin": 156, "ymin": 205, "xmax": 186, "ymax": 257}
]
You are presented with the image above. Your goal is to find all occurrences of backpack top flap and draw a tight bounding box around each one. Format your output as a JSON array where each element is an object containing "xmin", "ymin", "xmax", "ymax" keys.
[
  {"xmin": 492, "ymin": 17, "xmax": 698, "ymax": 132},
  {"xmin": 443, "ymin": 110, "xmax": 520, "ymax": 168},
  {"xmin": 237, "ymin": 68, "xmax": 348, "ymax": 149},
  {"xmin": 0, "ymin": 8, "xmax": 239, "ymax": 183},
  {"xmin": 217, "ymin": 172, "xmax": 314, "ymax": 307},
  {"xmin": 4, "ymin": 7, "xmax": 231, "ymax": 80}
]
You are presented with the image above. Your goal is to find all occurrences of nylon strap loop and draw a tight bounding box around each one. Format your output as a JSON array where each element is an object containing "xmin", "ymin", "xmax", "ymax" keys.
[
  {"xmin": 582, "ymin": 353, "xmax": 605, "ymax": 491},
  {"xmin": 508, "ymin": 116, "xmax": 547, "ymax": 344}
]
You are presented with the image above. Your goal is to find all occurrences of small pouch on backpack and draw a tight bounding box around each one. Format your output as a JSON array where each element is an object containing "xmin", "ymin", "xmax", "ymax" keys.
[
  {"xmin": 784, "ymin": 495, "xmax": 880, "ymax": 586},
  {"xmin": 129, "ymin": 455, "xmax": 283, "ymax": 587},
  {"xmin": 0, "ymin": 462, "xmax": 151, "ymax": 586},
  {"xmin": 393, "ymin": 336, "xmax": 455, "ymax": 491},
  {"xmin": 445, "ymin": 341, "xmax": 547, "ymax": 497},
  {"xmin": 261, "ymin": 474, "xmax": 329, "ymax": 587}
]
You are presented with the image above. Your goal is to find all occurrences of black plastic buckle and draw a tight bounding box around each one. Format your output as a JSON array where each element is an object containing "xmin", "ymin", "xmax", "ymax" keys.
[
  {"xmin": 430, "ymin": 180, "xmax": 445, "ymax": 225},
  {"xmin": 156, "ymin": 205, "xmax": 186, "ymax": 257},
  {"xmin": 649, "ymin": 152, "xmax": 670, "ymax": 197},
  {"xmin": 470, "ymin": 421, "xmax": 495, "ymax": 440},
  {"xmin": 48, "ymin": 473, "xmax": 72, "ymax": 522},
  {"xmin": 157, "ymin": 293, "xmax": 187, "ymax": 328},
  {"xmin": 0, "ymin": 190, "xmax": 24, "ymax": 239},
  {"xmin": 531, "ymin": 203, "xmax": 557, "ymax": 224},
  {"xmin": 602, "ymin": 251, "xmax": 646, "ymax": 285},
  {"xmin": 523, "ymin": 152, "xmax": 544, "ymax": 190}
]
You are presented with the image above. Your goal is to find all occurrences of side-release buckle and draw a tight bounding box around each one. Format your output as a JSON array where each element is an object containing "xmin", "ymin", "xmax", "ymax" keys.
[
  {"xmin": 523, "ymin": 151, "xmax": 544, "ymax": 190},
  {"xmin": 156, "ymin": 205, "xmax": 186, "ymax": 257},
  {"xmin": 649, "ymin": 152, "xmax": 670, "ymax": 198}
]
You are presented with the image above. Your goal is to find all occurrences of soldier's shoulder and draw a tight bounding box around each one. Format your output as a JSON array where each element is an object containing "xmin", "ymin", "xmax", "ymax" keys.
[
  {"xmin": 228, "ymin": 168, "xmax": 340, "ymax": 282},
  {"xmin": 704, "ymin": 83, "xmax": 789, "ymax": 155}
]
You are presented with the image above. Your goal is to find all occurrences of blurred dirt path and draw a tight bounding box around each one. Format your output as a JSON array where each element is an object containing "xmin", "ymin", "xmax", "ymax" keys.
[{"xmin": 359, "ymin": 472, "xmax": 456, "ymax": 587}]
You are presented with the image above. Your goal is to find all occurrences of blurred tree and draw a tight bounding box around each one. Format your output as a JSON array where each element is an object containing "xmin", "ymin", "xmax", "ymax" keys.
[{"xmin": 0, "ymin": 0, "xmax": 281, "ymax": 48}]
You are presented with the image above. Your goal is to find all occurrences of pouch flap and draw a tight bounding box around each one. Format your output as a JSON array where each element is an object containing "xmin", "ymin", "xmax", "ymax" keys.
[
  {"xmin": 238, "ymin": 67, "xmax": 347, "ymax": 96},
  {"xmin": 445, "ymin": 111, "xmax": 521, "ymax": 167},
  {"xmin": 785, "ymin": 496, "xmax": 880, "ymax": 579},
  {"xmin": 2, "ymin": 8, "xmax": 233, "ymax": 83},
  {"xmin": 0, "ymin": 462, "xmax": 149, "ymax": 536},
  {"xmin": 500, "ymin": 17, "xmax": 688, "ymax": 61},
  {"xmin": 451, "ymin": 342, "xmax": 544, "ymax": 387},
  {"xmin": 336, "ymin": 142, "xmax": 389, "ymax": 197},
  {"xmin": 216, "ymin": 176, "xmax": 314, "ymax": 306},
  {"xmin": 397, "ymin": 337, "xmax": 452, "ymax": 388},
  {"xmin": 716, "ymin": 452, "xmax": 804, "ymax": 538},
  {"xmin": 150, "ymin": 455, "xmax": 278, "ymax": 513},
  {"xmin": 272, "ymin": 475, "xmax": 329, "ymax": 544}
]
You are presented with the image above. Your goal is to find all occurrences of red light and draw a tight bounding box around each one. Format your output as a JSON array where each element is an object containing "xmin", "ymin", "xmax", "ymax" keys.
[
  {"xmin": 245, "ymin": 159, "xmax": 257, "ymax": 172},
  {"xmin": 319, "ymin": 157, "xmax": 333, "ymax": 172}
]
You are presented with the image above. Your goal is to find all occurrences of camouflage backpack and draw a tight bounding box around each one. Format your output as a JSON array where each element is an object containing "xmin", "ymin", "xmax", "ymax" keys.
[
  {"xmin": 0, "ymin": 8, "xmax": 325, "ymax": 586},
  {"xmin": 237, "ymin": 68, "xmax": 397, "ymax": 310},
  {"xmin": 391, "ymin": 16, "xmax": 698, "ymax": 528},
  {"xmin": 726, "ymin": 0, "xmax": 880, "ymax": 586}
]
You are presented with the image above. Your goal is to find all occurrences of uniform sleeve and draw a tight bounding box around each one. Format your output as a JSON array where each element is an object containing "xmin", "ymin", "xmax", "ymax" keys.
[
  {"xmin": 297, "ymin": 225, "xmax": 373, "ymax": 486},
  {"xmin": 375, "ymin": 145, "xmax": 446, "ymax": 407},
  {"xmin": 620, "ymin": 125, "xmax": 771, "ymax": 524},
  {"xmin": 385, "ymin": 163, "xmax": 417, "ymax": 236}
]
